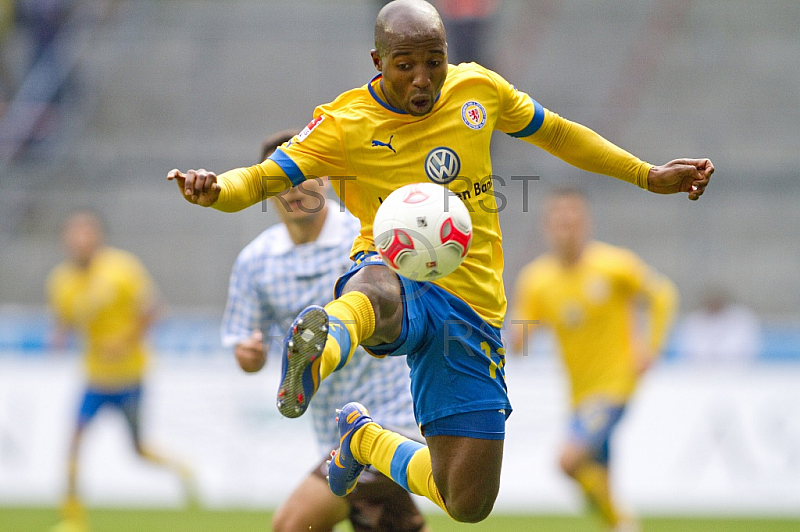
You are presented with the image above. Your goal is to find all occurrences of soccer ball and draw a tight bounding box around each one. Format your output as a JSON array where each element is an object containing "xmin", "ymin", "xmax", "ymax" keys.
[{"xmin": 373, "ymin": 182, "xmax": 472, "ymax": 281}]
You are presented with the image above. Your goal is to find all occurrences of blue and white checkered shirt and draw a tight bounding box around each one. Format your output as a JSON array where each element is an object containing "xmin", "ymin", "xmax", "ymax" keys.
[{"xmin": 222, "ymin": 207, "xmax": 417, "ymax": 454}]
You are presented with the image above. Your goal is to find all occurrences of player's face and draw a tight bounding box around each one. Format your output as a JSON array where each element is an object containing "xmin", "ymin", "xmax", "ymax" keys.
[
  {"xmin": 544, "ymin": 194, "xmax": 591, "ymax": 261},
  {"xmin": 63, "ymin": 213, "xmax": 103, "ymax": 266},
  {"xmin": 272, "ymin": 177, "xmax": 327, "ymax": 224},
  {"xmin": 372, "ymin": 32, "xmax": 447, "ymax": 116}
]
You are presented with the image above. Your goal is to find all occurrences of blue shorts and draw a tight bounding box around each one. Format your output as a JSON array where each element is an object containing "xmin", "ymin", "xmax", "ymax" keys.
[
  {"xmin": 569, "ymin": 399, "xmax": 626, "ymax": 465},
  {"xmin": 334, "ymin": 252, "xmax": 512, "ymax": 439},
  {"xmin": 77, "ymin": 385, "xmax": 142, "ymax": 432}
]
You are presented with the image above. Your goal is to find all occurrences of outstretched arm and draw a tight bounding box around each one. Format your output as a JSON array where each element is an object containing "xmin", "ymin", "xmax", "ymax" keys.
[
  {"xmin": 167, "ymin": 160, "xmax": 294, "ymax": 212},
  {"xmin": 525, "ymin": 111, "xmax": 714, "ymax": 200}
]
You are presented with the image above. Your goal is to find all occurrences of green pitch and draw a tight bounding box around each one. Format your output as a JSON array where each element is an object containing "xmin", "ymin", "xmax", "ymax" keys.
[{"xmin": 1, "ymin": 507, "xmax": 799, "ymax": 532}]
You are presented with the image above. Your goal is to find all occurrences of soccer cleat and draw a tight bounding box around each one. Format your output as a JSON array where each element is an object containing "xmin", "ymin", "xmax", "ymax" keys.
[
  {"xmin": 327, "ymin": 402, "xmax": 373, "ymax": 497},
  {"xmin": 276, "ymin": 305, "xmax": 329, "ymax": 418}
]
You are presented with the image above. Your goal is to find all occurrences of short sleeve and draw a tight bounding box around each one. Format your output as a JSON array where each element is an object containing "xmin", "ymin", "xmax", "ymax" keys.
[
  {"xmin": 124, "ymin": 255, "xmax": 158, "ymax": 312},
  {"xmin": 612, "ymin": 249, "xmax": 649, "ymax": 296},
  {"xmin": 513, "ymin": 263, "xmax": 542, "ymax": 323}
]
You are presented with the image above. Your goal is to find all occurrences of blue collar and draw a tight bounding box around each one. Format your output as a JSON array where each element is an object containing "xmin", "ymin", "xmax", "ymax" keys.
[{"xmin": 367, "ymin": 73, "xmax": 441, "ymax": 115}]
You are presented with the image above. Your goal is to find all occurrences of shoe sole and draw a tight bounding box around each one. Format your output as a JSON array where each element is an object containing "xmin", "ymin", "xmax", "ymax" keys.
[{"xmin": 276, "ymin": 307, "xmax": 328, "ymax": 418}]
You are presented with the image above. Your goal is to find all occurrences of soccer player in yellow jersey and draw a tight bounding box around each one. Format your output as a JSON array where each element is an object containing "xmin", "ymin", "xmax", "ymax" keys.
[
  {"xmin": 167, "ymin": 0, "xmax": 712, "ymax": 522},
  {"xmin": 511, "ymin": 188, "xmax": 679, "ymax": 531},
  {"xmin": 47, "ymin": 211, "xmax": 194, "ymax": 531}
]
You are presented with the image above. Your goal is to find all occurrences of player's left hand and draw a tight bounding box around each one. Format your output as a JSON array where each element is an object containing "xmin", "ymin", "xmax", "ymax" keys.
[
  {"xmin": 167, "ymin": 168, "xmax": 221, "ymax": 206},
  {"xmin": 647, "ymin": 158, "xmax": 714, "ymax": 200}
]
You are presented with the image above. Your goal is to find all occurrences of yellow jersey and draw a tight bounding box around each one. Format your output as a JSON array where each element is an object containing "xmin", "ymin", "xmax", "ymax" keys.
[
  {"xmin": 214, "ymin": 63, "xmax": 652, "ymax": 326},
  {"xmin": 513, "ymin": 241, "xmax": 678, "ymax": 405},
  {"xmin": 47, "ymin": 248, "xmax": 156, "ymax": 389}
]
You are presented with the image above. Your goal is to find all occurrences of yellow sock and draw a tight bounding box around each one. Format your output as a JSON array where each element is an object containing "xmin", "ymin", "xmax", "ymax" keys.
[
  {"xmin": 60, "ymin": 493, "xmax": 85, "ymax": 522},
  {"xmin": 351, "ymin": 422, "xmax": 454, "ymax": 519},
  {"xmin": 319, "ymin": 291, "xmax": 376, "ymax": 379},
  {"xmin": 574, "ymin": 461, "xmax": 621, "ymax": 526}
]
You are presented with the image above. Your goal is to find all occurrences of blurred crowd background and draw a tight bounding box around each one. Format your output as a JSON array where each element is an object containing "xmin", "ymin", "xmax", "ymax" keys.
[{"xmin": 1, "ymin": 0, "xmax": 798, "ymax": 359}]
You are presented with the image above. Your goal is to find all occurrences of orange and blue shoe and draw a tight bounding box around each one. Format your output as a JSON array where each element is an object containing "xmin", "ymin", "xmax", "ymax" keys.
[
  {"xmin": 276, "ymin": 305, "xmax": 328, "ymax": 418},
  {"xmin": 327, "ymin": 402, "xmax": 372, "ymax": 497}
]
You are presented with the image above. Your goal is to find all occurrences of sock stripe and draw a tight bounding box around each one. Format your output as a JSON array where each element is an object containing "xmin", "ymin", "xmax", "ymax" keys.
[
  {"xmin": 389, "ymin": 440, "xmax": 425, "ymax": 492},
  {"xmin": 328, "ymin": 316, "xmax": 352, "ymax": 372}
]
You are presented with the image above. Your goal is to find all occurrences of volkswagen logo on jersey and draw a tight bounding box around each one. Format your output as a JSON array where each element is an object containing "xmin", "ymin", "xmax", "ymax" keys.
[
  {"xmin": 424, "ymin": 147, "xmax": 461, "ymax": 184},
  {"xmin": 461, "ymin": 101, "xmax": 487, "ymax": 130}
]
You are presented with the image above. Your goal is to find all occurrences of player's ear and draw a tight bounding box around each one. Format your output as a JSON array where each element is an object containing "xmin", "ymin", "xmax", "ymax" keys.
[{"xmin": 370, "ymin": 49, "xmax": 382, "ymax": 72}]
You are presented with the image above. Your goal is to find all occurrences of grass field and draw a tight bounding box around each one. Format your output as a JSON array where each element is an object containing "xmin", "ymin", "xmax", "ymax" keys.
[{"xmin": 2, "ymin": 507, "xmax": 800, "ymax": 532}]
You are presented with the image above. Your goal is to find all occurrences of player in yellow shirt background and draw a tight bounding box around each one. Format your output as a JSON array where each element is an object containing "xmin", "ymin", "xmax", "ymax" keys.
[
  {"xmin": 167, "ymin": 0, "xmax": 711, "ymax": 522},
  {"xmin": 511, "ymin": 188, "xmax": 679, "ymax": 531},
  {"xmin": 47, "ymin": 211, "xmax": 194, "ymax": 532}
]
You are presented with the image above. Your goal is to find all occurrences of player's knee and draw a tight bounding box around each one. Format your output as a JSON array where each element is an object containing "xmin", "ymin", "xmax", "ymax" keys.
[
  {"xmin": 347, "ymin": 265, "xmax": 402, "ymax": 304},
  {"xmin": 445, "ymin": 489, "xmax": 497, "ymax": 523},
  {"xmin": 447, "ymin": 497, "xmax": 495, "ymax": 523},
  {"xmin": 270, "ymin": 507, "xmax": 292, "ymax": 532},
  {"xmin": 559, "ymin": 450, "xmax": 582, "ymax": 477}
]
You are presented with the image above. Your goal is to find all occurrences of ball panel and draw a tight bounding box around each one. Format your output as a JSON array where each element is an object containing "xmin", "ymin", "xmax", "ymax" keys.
[{"xmin": 373, "ymin": 183, "xmax": 473, "ymax": 281}]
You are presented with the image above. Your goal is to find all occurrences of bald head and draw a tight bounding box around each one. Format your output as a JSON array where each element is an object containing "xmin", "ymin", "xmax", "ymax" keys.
[{"xmin": 375, "ymin": 0, "xmax": 445, "ymax": 58}]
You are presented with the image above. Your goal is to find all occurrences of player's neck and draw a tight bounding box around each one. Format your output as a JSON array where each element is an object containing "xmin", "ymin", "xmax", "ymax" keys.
[
  {"xmin": 285, "ymin": 206, "xmax": 329, "ymax": 245},
  {"xmin": 557, "ymin": 246, "xmax": 584, "ymax": 267},
  {"xmin": 377, "ymin": 79, "xmax": 401, "ymax": 111},
  {"xmin": 72, "ymin": 251, "xmax": 99, "ymax": 270}
]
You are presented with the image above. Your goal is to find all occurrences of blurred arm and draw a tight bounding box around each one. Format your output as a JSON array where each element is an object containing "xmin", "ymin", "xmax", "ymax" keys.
[{"xmin": 636, "ymin": 269, "xmax": 679, "ymax": 372}]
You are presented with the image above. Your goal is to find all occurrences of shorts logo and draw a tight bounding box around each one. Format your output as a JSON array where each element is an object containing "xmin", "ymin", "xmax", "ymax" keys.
[
  {"xmin": 424, "ymin": 147, "xmax": 461, "ymax": 184},
  {"xmin": 296, "ymin": 115, "xmax": 325, "ymax": 143},
  {"xmin": 461, "ymin": 101, "xmax": 487, "ymax": 130}
]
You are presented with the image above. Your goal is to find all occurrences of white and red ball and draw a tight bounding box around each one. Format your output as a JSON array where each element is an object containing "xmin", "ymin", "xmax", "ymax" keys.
[{"xmin": 373, "ymin": 182, "xmax": 472, "ymax": 281}]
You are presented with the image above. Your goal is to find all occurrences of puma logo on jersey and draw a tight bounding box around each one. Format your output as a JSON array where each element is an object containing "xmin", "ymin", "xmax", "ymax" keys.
[{"xmin": 371, "ymin": 135, "xmax": 396, "ymax": 153}]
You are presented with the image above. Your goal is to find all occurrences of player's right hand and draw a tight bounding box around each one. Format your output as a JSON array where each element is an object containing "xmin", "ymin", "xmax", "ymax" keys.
[
  {"xmin": 235, "ymin": 330, "xmax": 267, "ymax": 373},
  {"xmin": 167, "ymin": 168, "xmax": 221, "ymax": 207}
]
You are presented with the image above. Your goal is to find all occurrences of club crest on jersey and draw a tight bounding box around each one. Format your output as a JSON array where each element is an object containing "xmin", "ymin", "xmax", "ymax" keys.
[
  {"xmin": 461, "ymin": 101, "xmax": 487, "ymax": 130},
  {"xmin": 296, "ymin": 115, "xmax": 325, "ymax": 143},
  {"xmin": 424, "ymin": 147, "xmax": 461, "ymax": 184}
]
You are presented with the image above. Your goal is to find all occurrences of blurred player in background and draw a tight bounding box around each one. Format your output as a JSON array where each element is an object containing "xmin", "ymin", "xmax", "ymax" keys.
[
  {"xmin": 221, "ymin": 132, "xmax": 427, "ymax": 532},
  {"xmin": 47, "ymin": 210, "xmax": 195, "ymax": 532},
  {"xmin": 511, "ymin": 188, "xmax": 679, "ymax": 531},
  {"xmin": 168, "ymin": 0, "xmax": 711, "ymax": 522}
]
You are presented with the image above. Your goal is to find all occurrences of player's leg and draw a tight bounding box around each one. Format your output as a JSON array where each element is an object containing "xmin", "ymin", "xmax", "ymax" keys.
[
  {"xmin": 340, "ymin": 409, "xmax": 503, "ymax": 523},
  {"xmin": 426, "ymin": 433, "xmax": 503, "ymax": 522},
  {"xmin": 277, "ymin": 256, "xmax": 403, "ymax": 417},
  {"xmin": 271, "ymin": 459, "xmax": 349, "ymax": 532},
  {"xmin": 329, "ymin": 280, "xmax": 510, "ymax": 522},
  {"xmin": 65, "ymin": 425, "xmax": 85, "ymax": 503},
  {"xmin": 560, "ymin": 400, "xmax": 632, "ymax": 529},
  {"xmin": 332, "ymin": 406, "xmax": 503, "ymax": 523},
  {"xmin": 58, "ymin": 389, "xmax": 102, "ymax": 529},
  {"xmin": 119, "ymin": 386, "xmax": 197, "ymax": 504}
]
